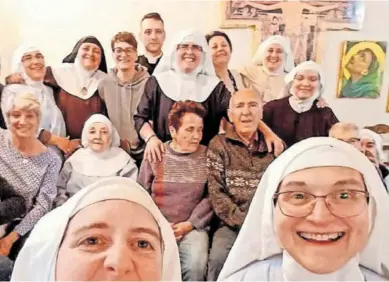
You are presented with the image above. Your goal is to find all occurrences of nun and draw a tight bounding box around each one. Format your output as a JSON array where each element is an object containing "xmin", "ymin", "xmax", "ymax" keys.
[
  {"xmin": 239, "ymin": 35, "xmax": 295, "ymax": 103},
  {"xmin": 11, "ymin": 177, "xmax": 182, "ymax": 281},
  {"xmin": 55, "ymin": 114, "xmax": 138, "ymax": 207},
  {"xmin": 263, "ymin": 61, "xmax": 338, "ymax": 148},
  {"xmin": 5, "ymin": 36, "xmax": 108, "ymax": 149},
  {"xmin": 218, "ymin": 137, "xmax": 389, "ymax": 281},
  {"xmin": 134, "ymin": 29, "xmax": 284, "ymax": 162},
  {"xmin": 1, "ymin": 45, "xmax": 66, "ymax": 157}
]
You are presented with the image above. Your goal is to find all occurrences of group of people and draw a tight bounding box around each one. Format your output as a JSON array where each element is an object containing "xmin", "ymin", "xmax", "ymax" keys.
[{"xmin": 0, "ymin": 11, "xmax": 388, "ymax": 282}]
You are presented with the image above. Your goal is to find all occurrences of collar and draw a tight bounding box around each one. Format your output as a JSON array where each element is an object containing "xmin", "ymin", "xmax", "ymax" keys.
[
  {"xmin": 144, "ymin": 52, "xmax": 163, "ymax": 64},
  {"xmin": 225, "ymin": 124, "xmax": 267, "ymax": 153}
]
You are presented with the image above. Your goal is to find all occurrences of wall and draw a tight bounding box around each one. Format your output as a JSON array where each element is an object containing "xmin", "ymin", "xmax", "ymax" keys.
[{"xmin": 0, "ymin": 0, "xmax": 388, "ymax": 127}]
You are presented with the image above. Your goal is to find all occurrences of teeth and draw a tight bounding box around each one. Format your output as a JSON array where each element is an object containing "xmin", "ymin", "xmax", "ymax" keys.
[{"xmin": 299, "ymin": 232, "xmax": 344, "ymax": 241}]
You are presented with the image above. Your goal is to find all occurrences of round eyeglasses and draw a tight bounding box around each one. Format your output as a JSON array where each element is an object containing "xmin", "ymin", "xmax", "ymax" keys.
[{"xmin": 273, "ymin": 190, "xmax": 369, "ymax": 218}]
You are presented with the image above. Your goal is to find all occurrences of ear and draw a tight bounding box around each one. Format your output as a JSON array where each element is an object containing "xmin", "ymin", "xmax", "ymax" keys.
[
  {"xmin": 227, "ymin": 108, "xmax": 233, "ymax": 122},
  {"xmin": 169, "ymin": 126, "xmax": 177, "ymax": 138}
]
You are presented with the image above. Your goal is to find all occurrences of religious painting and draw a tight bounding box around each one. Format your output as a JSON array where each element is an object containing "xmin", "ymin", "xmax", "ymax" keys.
[
  {"xmin": 336, "ymin": 41, "xmax": 387, "ymax": 99},
  {"xmin": 220, "ymin": 1, "xmax": 365, "ymax": 64}
]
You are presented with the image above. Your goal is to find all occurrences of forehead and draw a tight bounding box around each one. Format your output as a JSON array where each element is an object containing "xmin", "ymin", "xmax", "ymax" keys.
[
  {"xmin": 295, "ymin": 69, "xmax": 319, "ymax": 78},
  {"xmin": 280, "ymin": 166, "xmax": 364, "ymax": 191},
  {"xmin": 80, "ymin": 42, "xmax": 101, "ymax": 50},
  {"xmin": 209, "ymin": 36, "xmax": 228, "ymax": 45},
  {"xmin": 232, "ymin": 91, "xmax": 260, "ymax": 105},
  {"xmin": 22, "ymin": 50, "xmax": 42, "ymax": 57},
  {"xmin": 267, "ymin": 43, "xmax": 283, "ymax": 51},
  {"xmin": 89, "ymin": 122, "xmax": 108, "ymax": 130},
  {"xmin": 68, "ymin": 200, "xmax": 160, "ymax": 234},
  {"xmin": 113, "ymin": 41, "xmax": 134, "ymax": 49},
  {"xmin": 360, "ymin": 137, "xmax": 375, "ymax": 144},
  {"xmin": 141, "ymin": 18, "xmax": 164, "ymax": 30},
  {"xmin": 180, "ymin": 112, "xmax": 203, "ymax": 126}
]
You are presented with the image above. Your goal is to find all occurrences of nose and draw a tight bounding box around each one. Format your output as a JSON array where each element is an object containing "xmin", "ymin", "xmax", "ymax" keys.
[
  {"xmin": 150, "ymin": 31, "xmax": 157, "ymax": 40},
  {"xmin": 18, "ymin": 115, "xmax": 27, "ymax": 124},
  {"xmin": 193, "ymin": 130, "xmax": 202, "ymax": 141},
  {"xmin": 305, "ymin": 198, "xmax": 335, "ymax": 223},
  {"xmin": 104, "ymin": 242, "xmax": 134, "ymax": 278},
  {"xmin": 242, "ymin": 104, "xmax": 251, "ymax": 115}
]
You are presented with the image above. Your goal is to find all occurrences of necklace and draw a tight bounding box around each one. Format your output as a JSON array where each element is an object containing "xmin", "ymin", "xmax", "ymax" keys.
[{"xmin": 80, "ymin": 70, "xmax": 98, "ymax": 96}]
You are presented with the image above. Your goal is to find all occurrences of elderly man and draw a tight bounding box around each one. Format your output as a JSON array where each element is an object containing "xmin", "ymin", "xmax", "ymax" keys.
[
  {"xmin": 137, "ymin": 12, "xmax": 166, "ymax": 75},
  {"xmin": 359, "ymin": 129, "xmax": 389, "ymax": 189},
  {"xmin": 207, "ymin": 89, "xmax": 275, "ymax": 281},
  {"xmin": 330, "ymin": 123, "xmax": 388, "ymax": 190}
]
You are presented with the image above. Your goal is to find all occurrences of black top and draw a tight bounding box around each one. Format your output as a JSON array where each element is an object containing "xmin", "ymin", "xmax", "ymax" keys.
[
  {"xmin": 134, "ymin": 76, "xmax": 231, "ymax": 146},
  {"xmin": 0, "ymin": 176, "xmax": 26, "ymax": 225},
  {"xmin": 263, "ymin": 96, "xmax": 339, "ymax": 148},
  {"xmin": 0, "ymin": 83, "xmax": 5, "ymax": 129},
  {"xmin": 137, "ymin": 55, "xmax": 162, "ymax": 75}
]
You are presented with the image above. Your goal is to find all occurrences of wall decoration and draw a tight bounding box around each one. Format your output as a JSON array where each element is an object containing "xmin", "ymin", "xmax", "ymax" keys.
[
  {"xmin": 336, "ymin": 41, "xmax": 387, "ymax": 99},
  {"xmin": 220, "ymin": 0, "xmax": 365, "ymax": 64}
]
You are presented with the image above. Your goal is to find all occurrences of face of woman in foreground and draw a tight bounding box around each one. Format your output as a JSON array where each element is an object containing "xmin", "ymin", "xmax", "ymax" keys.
[
  {"xmin": 56, "ymin": 200, "xmax": 163, "ymax": 281},
  {"xmin": 274, "ymin": 166, "xmax": 369, "ymax": 274}
]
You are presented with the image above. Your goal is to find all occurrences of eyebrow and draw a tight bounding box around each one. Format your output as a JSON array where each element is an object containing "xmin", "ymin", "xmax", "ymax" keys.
[
  {"xmin": 281, "ymin": 179, "xmax": 364, "ymax": 190},
  {"xmin": 130, "ymin": 227, "xmax": 161, "ymax": 241},
  {"xmin": 72, "ymin": 222, "xmax": 109, "ymax": 236}
]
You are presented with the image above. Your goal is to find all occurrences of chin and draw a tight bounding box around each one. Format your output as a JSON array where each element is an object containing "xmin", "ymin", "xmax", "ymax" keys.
[{"xmin": 298, "ymin": 257, "xmax": 347, "ymax": 274}]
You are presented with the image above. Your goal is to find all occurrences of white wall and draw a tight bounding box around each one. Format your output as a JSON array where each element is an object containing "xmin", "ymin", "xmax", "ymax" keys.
[{"xmin": 0, "ymin": 0, "xmax": 388, "ymax": 127}]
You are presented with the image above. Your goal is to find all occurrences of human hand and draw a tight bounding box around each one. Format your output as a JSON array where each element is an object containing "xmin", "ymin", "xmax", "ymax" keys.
[{"xmin": 144, "ymin": 136, "xmax": 165, "ymax": 163}]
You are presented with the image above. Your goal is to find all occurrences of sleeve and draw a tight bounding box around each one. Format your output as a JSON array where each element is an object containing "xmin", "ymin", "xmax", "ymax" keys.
[
  {"xmin": 46, "ymin": 90, "xmax": 66, "ymax": 137},
  {"xmin": 119, "ymin": 159, "xmax": 139, "ymax": 182},
  {"xmin": 55, "ymin": 161, "xmax": 73, "ymax": 208},
  {"xmin": 217, "ymin": 83, "xmax": 232, "ymax": 120},
  {"xmin": 187, "ymin": 183, "xmax": 214, "ymax": 229},
  {"xmin": 137, "ymin": 158, "xmax": 155, "ymax": 193},
  {"xmin": 14, "ymin": 155, "xmax": 61, "ymax": 236},
  {"xmin": 134, "ymin": 77, "xmax": 157, "ymax": 134},
  {"xmin": 262, "ymin": 101, "xmax": 274, "ymax": 128},
  {"xmin": 207, "ymin": 137, "xmax": 246, "ymax": 229},
  {"xmin": 0, "ymin": 181, "xmax": 26, "ymax": 225}
]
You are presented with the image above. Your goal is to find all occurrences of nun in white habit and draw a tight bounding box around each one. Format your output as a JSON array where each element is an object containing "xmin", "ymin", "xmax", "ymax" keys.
[
  {"xmin": 239, "ymin": 35, "xmax": 295, "ymax": 103},
  {"xmin": 11, "ymin": 177, "xmax": 182, "ymax": 281},
  {"xmin": 134, "ymin": 29, "xmax": 284, "ymax": 162},
  {"xmin": 55, "ymin": 114, "xmax": 138, "ymax": 207},
  {"xmin": 1, "ymin": 45, "xmax": 66, "ymax": 156},
  {"xmin": 218, "ymin": 137, "xmax": 389, "ymax": 281},
  {"xmin": 262, "ymin": 61, "xmax": 339, "ymax": 148}
]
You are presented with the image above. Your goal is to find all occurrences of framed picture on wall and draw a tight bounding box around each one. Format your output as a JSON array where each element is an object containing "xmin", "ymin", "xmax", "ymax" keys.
[{"xmin": 336, "ymin": 40, "xmax": 387, "ymax": 99}]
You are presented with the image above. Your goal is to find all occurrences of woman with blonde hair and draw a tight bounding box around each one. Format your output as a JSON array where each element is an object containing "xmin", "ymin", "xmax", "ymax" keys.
[{"xmin": 0, "ymin": 92, "xmax": 61, "ymax": 261}]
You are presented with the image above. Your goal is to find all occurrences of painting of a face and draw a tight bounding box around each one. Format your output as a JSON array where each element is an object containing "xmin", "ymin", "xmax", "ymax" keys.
[
  {"xmin": 56, "ymin": 200, "xmax": 163, "ymax": 281},
  {"xmin": 346, "ymin": 49, "xmax": 374, "ymax": 75},
  {"xmin": 275, "ymin": 166, "xmax": 369, "ymax": 274}
]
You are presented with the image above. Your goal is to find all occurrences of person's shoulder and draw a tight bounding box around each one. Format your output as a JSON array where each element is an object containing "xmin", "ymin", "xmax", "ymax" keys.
[{"xmin": 43, "ymin": 148, "xmax": 62, "ymax": 169}]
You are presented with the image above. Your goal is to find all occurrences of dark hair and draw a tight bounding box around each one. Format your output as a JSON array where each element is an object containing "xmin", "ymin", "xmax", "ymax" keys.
[
  {"xmin": 168, "ymin": 100, "xmax": 206, "ymax": 131},
  {"xmin": 141, "ymin": 12, "xmax": 164, "ymax": 24},
  {"xmin": 111, "ymin": 32, "xmax": 138, "ymax": 51},
  {"xmin": 205, "ymin": 31, "xmax": 233, "ymax": 51}
]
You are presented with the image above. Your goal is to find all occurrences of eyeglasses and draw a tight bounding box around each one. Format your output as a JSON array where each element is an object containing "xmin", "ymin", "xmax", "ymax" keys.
[
  {"xmin": 113, "ymin": 47, "xmax": 136, "ymax": 55},
  {"xmin": 273, "ymin": 190, "xmax": 369, "ymax": 218},
  {"xmin": 177, "ymin": 44, "xmax": 203, "ymax": 52}
]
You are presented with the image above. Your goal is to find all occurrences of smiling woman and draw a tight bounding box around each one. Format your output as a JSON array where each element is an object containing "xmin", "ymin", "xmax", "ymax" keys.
[
  {"xmin": 218, "ymin": 137, "xmax": 389, "ymax": 281},
  {"xmin": 11, "ymin": 177, "xmax": 181, "ymax": 281}
]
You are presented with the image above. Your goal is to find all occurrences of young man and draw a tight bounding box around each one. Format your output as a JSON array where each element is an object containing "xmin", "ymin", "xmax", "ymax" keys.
[
  {"xmin": 99, "ymin": 32, "xmax": 150, "ymax": 166},
  {"xmin": 137, "ymin": 12, "xmax": 166, "ymax": 75}
]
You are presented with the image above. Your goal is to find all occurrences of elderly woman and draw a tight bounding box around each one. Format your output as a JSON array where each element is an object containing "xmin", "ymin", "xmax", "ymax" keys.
[
  {"xmin": 7, "ymin": 36, "xmax": 108, "ymax": 144},
  {"xmin": 134, "ymin": 29, "xmax": 283, "ymax": 163},
  {"xmin": 239, "ymin": 35, "xmax": 295, "ymax": 103},
  {"xmin": 218, "ymin": 137, "xmax": 389, "ymax": 281},
  {"xmin": 1, "ymin": 45, "xmax": 67, "ymax": 157},
  {"xmin": 138, "ymin": 100, "xmax": 213, "ymax": 281},
  {"xmin": 55, "ymin": 114, "xmax": 138, "ymax": 207},
  {"xmin": 11, "ymin": 177, "xmax": 181, "ymax": 281},
  {"xmin": 205, "ymin": 31, "xmax": 245, "ymax": 93},
  {"xmin": 263, "ymin": 61, "xmax": 338, "ymax": 148},
  {"xmin": 0, "ymin": 92, "xmax": 61, "ymax": 260}
]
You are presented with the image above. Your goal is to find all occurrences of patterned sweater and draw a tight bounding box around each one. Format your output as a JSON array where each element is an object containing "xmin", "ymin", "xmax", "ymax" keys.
[
  {"xmin": 207, "ymin": 126, "xmax": 274, "ymax": 230},
  {"xmin": 138, "ymin": 142, "xmax": 213, "ymax": 229}
]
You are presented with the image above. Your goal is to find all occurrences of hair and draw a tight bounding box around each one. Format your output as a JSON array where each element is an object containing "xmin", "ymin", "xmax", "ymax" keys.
[
  {"xmin": 168, "ymin": 100, "xmax": 206, "ymax": 131},
  {"xmin": 111, "ymin": 31, "xmax": 138, "ymax": 51},
  {"xmin": 141, "ymin": 12, "xmax": 164, "ymax": 24},
  {"xmin": 205, "ymin": 31, "xmax": 233, "ymax": 51},
  {"xmin": 329, "ymin": 122, "xmax": 359, "ymax": 138},
  {"xmin": 7, "ymin": 92, "xmax": 41, "ymax": 121}
]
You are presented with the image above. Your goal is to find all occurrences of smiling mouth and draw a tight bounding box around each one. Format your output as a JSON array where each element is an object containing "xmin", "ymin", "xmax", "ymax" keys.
[
  {"xmin": 183, "ymin": 57, "xmax": 195, "ymax": 62},
  {"xmin": 298, "ymin": 232, "xmax": 345, "ymax": 242}
]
